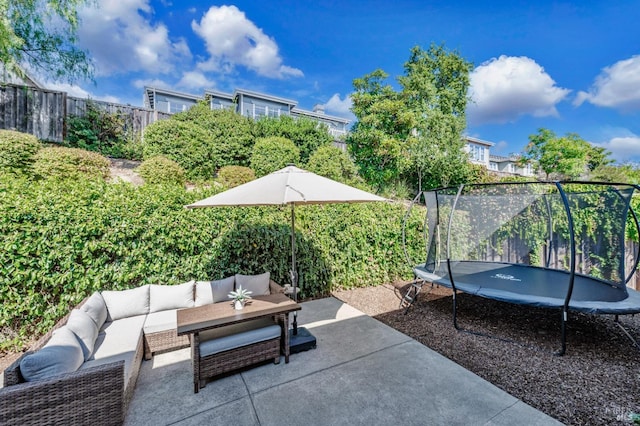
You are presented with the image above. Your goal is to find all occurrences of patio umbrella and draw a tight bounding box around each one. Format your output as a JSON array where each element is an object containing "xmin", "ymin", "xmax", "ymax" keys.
[{"xmin": 185, "ymin": 165, "xmax": 386, "ymax": 350}]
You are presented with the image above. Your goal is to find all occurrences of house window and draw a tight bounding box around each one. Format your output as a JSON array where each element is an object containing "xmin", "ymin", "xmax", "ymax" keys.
[
  {"xmin": 507, "ymin": 164, "xmax": 516, "ymax": 173},
  {"xmin": 489, "ymin": 162, "xmax": 498, "ymax": 171},
  {"xmin": 169, "ymin": 102, "xmax": 186, "ymax": 114},
  {"xmin": 524, "ymin": 163, "xmax": 533, "ymax": 176},
  {"xmin": 468, "ymin": 144, "xmax": 485, "ymax": 162}
]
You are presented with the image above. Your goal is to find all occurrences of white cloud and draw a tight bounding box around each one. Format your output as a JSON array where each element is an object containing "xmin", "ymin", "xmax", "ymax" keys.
[
  {"xmin": 132, "ymin": 78, "xmax": 172, "ymax": 89},
  {"xmin": 593, "ymin": 134, "xmax": 640, "ymax": 162},
  {"xmin": 176, "ymin": 71, "xmax": 216, "ymax": 91},
  {"xmin": 78, "ymin": 0, "xmax": 191, "ymax": 76},
  {"xmin": 574, "ymin": 55, "xmax": 640, "ymax": 111},
  {"xmin": 191, "ymin": 5, "xmax": 303, "ymax": 79},
  {"xmin": 467, "ymin": 55, "xmax": 570, "ymax": 125},
  {"xmin": 324, "ymin": 93, "xmax": 352, "ymax": 116},
  {"xmin": 45, "ymin": 81, "xmax": 120, "ymax": 103}
]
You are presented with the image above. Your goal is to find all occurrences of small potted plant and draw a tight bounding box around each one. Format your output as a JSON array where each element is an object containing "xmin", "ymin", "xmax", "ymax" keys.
[{"xmin": 228, "ymin": 286, "xmax": 252, "ymax": 310}]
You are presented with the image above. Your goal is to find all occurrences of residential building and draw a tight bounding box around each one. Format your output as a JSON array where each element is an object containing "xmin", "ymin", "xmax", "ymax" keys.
[
  {"xmin": 143, "ymin": 86, "xmax": 350, "ymax": 139},
  {"xmin": 142, "ymin": 86, "xmax": 534, "ymax": 177},
  {"xmin": 465, "ymin": 136, "xmax": 493, "ymax": 169},
  {"xmin": 488, "ymin": 155, "xmax": 535, "ymax": 177}
]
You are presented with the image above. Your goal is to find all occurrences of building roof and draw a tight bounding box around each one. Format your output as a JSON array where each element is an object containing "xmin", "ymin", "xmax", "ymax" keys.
[
  {"xmin": 465, "ymin": 136, "xmax": 495, "ymax": 147},
  {"xmin": 204, "ymin": 89, "xmax": 234, "ymax": 101},
  {"xmin": 489, "ymin": 154, "xmax": 527, "ymax": 164},
  {"xmin": 291, "ymin": 107, "xmax": 350, "ymax": 124},
  {"xmin": 144, "ymin": 86, "xmax": 202, "ymax": 109},
  {"xmin": 233, "ymin": 88, "xmax": 298, "ymax": 107}
]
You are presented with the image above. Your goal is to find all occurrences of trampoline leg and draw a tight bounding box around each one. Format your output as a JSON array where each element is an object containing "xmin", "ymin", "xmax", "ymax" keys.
[
  {"xmin": 556, "ymin": 309, "xmax": 567, "ymax": 356},
  {"xmin": 452, "ymin": 291, "xmax": 459, "ymax": 330}
]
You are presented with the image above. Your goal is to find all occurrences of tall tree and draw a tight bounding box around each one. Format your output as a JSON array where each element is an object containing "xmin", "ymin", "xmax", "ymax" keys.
[
  {"xmin": 399, "ymin": 45, "xmax": 473, "ymax": 190},
  {"xmin": 1, "ymin": 0, "xmax": 94, "ymax": 82},
  {"xmin": 523, "ymin": 128, "xmax": 611, "ymax": 180},
  {"xmin": 347, "ymin": 44, "xmax": 474, "ymax": 192},
  {"xmin": 348, "ymin": 69, "xmax": 416, "ymax": 189}
]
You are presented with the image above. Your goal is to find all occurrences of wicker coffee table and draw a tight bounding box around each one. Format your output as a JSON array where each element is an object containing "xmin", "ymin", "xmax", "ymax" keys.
[{"xmin": 177, "ymin": 294, "xmax": 301, "ymax": 392}]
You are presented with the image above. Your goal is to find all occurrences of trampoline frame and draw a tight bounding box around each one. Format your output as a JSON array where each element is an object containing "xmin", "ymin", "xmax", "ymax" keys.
[{"xmin": 407, "ymin": 181, "xmax": 640, "ymax": 355}]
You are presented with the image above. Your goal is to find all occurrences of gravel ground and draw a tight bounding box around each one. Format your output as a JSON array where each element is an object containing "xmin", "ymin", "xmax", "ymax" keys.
[{"xmin": 332, "ymin": 283, "xmax": 640, "ymax": 426}]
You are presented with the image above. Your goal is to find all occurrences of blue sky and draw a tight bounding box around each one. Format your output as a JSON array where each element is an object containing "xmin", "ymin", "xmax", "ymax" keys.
[{"xmin": 44, "ymin": 1, "xmax": 640, "ymax": 162}]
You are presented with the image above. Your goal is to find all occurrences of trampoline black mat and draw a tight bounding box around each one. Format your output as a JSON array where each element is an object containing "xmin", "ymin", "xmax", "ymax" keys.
[{"xmin": 414, "ymin": 261, "xmax": 640, "ymax": 315}]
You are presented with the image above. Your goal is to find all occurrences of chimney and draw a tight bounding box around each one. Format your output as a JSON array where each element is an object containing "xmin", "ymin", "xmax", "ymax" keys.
[{"xmin": 313, "ymin": 104, "xmax": 325, "ymax": 114}]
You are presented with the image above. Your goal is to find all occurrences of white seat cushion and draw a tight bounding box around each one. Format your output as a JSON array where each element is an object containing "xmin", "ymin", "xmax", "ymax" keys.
[
  {"xmin": 195, "ymin": 276, "xmax": 235, "ymax": 306},
  {"xmin": 84, "ymin": 314, "xmax": 146, "ymax": 381},
  {"xmin": 235, "ymin": 272, "xmax": 270, "ymax": 296},
  {"xmin": 199, "ymin": 318, "xmax": 281, "ymax": 357},
  {"xmin": 149, "ymin": 281, "xmax": 195, "ymax": 313},
  {"xmin": 143, "ymin": 309, "xmax": 178, "ymax": 334}
]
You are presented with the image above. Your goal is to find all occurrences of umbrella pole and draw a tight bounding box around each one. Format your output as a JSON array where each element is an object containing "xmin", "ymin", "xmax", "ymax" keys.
[
  {"xmin": 291, "ymin": 204, "xmax": 298, "ymax": 335},
  {"xmin": 289, "ymin": 203, "xmax": 316, "ymax": 353}
]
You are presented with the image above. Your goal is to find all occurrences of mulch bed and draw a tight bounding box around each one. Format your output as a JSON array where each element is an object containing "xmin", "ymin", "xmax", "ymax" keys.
[{"xmin": 332, "ymin": 283, "xmax": 640, "ymax": 426}]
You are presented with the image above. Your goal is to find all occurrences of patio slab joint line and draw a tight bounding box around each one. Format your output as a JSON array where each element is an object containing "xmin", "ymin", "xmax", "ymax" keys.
[
  {"xmin": 242, "ymin": 369, "xmax": 263, "ymax": 425},
  {"xmin": 483, "ymin": 399, "xmax": 521, "ymax": 425},
  {"xmin": 249, "ymin": 339, "xmax": 414, "ymax": 397}
]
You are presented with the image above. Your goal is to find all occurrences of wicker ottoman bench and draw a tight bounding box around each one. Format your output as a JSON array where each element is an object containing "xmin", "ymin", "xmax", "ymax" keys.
[{"xmin": 193, "ymin": 318, "xmax": 281, "ymax": 393}]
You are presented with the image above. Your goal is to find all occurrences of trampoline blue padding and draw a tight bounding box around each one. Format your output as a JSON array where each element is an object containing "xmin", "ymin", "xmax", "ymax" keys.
[{"xmin": 414, "ymin": 261, "xmax": 640, "ymax": 315}]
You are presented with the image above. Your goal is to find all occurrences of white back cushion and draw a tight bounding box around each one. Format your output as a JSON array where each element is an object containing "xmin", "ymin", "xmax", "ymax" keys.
[
  {"xmin": 195, "ymin": 276, "xmax": 235, "ymax": 306},
  {"xmin": 101, "ymin": 285, "xmax": 150, "ymax": 321},
  {"xmin": 80, "ymin": 291, "xmax": 108, "ymax": 329},
  {"xmin": 66, "ymin": 309, "xmax": 99, "ymax": 360},
  {"xmin": 235, "ymin": 272, "xmax": 270, "ymax": 296},
  {"xmin": 149, "ymin": 281, "xmax": 195, "ymax": 313},
  {"xmin": 20, "ymin": 326, "xmax": 84, "ymax": 381}
]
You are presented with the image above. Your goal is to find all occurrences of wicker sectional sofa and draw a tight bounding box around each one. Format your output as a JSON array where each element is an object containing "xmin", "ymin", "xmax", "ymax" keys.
[{"xmin": 1, "ymin": 273, "xmax": 284, "ymax": 426}]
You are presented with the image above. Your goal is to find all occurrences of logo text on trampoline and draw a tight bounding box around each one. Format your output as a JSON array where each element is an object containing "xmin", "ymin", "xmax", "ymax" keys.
[{"xmin": 491, "ymin": 273, "xmax": 521, "ymax": 282}]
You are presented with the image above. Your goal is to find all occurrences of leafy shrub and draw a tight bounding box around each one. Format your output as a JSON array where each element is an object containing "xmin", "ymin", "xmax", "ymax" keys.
[
  {"xmin": 250, "ymin": 137, "xmax": 300, "ymax": 177},
  {"xmin": 0, "ymin": 130, "xmax": 41, "ymax": 175},
  {"xmin": 137, "ymin": 156, "xmax": 186, "ymax": 185},
  {"xmin": 217, "ymin": 165, "xmax": 255, "ymax": 188},
  {"xmin": 32, "ymin": 146, "xmax": 110, "ymax": 180},
  {"xmin": 306, "ymin": 145, "xmax": 359, "ymax": 183},
  {"xmin": 253, "ymin": 115, "xmax": 333, "ymax": 163},
  {"xmin": 65, "ymin": 101, "xmax": 130, "ymax": 158},
  {"xmin": 142, "ymin": 118, "xmax": 215, "ymax": 180},
  {"xmin": 0, "ymin": 175, "xmax": 419, "ymax": 351},
  {"xmin": 173, "ymin": 101, "xmax": 255, "ymax": 168}
]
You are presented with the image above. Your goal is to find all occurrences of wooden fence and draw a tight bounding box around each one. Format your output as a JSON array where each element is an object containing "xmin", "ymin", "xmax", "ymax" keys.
[
  {"xmin": 0, "ymin": 83, "xmax": 170, "ymax": 142},
  {"xmin": 0, "ymin": 84, "xmax": 66, "ymax": 141}
]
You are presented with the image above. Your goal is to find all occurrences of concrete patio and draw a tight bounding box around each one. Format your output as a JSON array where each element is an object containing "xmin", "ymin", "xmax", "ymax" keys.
[{"xmin": 125, "ymin": 297, "xmax": 562, "ymax": 426}]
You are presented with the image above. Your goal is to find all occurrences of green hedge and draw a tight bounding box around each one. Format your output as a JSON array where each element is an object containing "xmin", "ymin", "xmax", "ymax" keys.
[
  {"xmin": 217, "ymin": 165, "xmax": 255, "ymax": 188},
  {"xmin": 142, "ymin": 119, "xmax": 215, "ymax": 180},
  {"xmin": 0, "ymin": 175, "xmax": 422, "ymax": 351},
  {"xmin": 32, "ymin": 146, "xmax": 111, "ymax": 180},
  {"xmin": 250, "ymin": 136, "xmax": 300, "ymax": 177},
  {"xmin": 137, "ymin": 156, "xmax": 186, "ymax": 185},
  {"xmin": 0, "ymin": 130, "xmax": 41, "ymax": 175}
]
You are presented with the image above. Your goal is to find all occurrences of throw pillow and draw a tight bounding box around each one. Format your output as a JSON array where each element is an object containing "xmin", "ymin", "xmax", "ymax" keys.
[
  {"xmin": 235, "ymin": 272, "xmax": 270, "ymax": 296},
  {"xmin": 80, "ymin": 291, "xmax": 108, "ymax": 329},
  {"xmin": 195, "ymin": 276, "xmax": 235, "ymax": 306},
  {"xmin": 149, "ymin": 281, "xmax": 195, "ymax": 313},
  {"xmin": 101, "ymin": 285, "xmax": 150, "ymax": 321},
  {"xmin": 66, "ymin": 309, "xmax": 99, "ymax": 360},
  {"xmin": 20, "ymin": 326, "xmax": 84, "ymax": 381}
]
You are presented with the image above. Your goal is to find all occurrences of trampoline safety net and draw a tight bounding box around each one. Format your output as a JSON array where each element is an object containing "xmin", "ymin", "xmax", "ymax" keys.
[{"xmin": 418, "ymin": 182, "xmax": 640, "ymax": 311}]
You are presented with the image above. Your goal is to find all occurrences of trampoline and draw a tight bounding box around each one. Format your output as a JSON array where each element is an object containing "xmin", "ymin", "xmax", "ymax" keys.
[{"xmin": 406, "ymin": 181, "xmax": 640, "ymax": 354}]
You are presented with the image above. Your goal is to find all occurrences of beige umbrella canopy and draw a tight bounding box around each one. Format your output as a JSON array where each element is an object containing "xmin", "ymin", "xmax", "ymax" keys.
[
  {"xmin": 186, "ymin": 165, "xmax": 386, "ymax": 340},
  {"xmin": 187, "ymin": 165, "xmax": 386, "ymax": 207}
]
